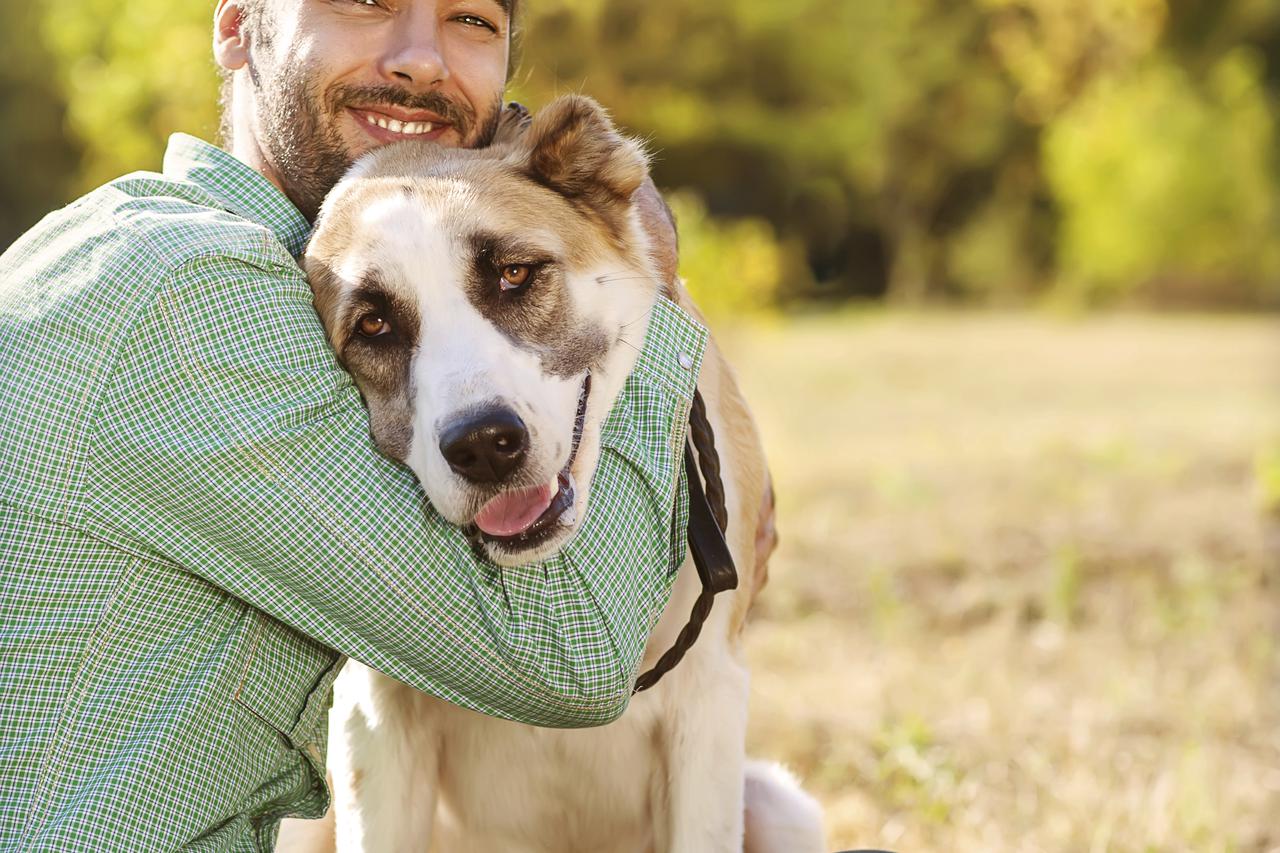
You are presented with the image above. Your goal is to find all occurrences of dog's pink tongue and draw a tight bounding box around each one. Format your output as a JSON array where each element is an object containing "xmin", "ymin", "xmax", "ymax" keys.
[{"xmin": 474, "ymin": 483, "xmax": 555, "ymax": 537}]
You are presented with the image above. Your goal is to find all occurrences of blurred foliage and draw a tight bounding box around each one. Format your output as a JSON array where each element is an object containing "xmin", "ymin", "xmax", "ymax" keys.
[
  {"xmin": 0, "ymin": 3, "xmax": 81, "ymax": 243},
  {"xmin": 1044, "ymin": 49, "xmax": 1280, "ymax": 306},
  {"xmin": 1257, "ymin": 442, "xmax": 1280, "ymax": 515},
  {"xmin": 667, "ymin": 192, "xmax": 786, "ymax": 317},
  {"xmin": 38, "ymin": 0, "xmax": 221, "ymax": 193},
  {"xmin": 3, "ymin": 0, "xmax": 1278, "ymax": 309}
]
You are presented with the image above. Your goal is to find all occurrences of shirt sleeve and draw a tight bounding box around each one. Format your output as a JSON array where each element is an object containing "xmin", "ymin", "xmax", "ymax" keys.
[{"xmin": 86, "ymin": 252, "xmax": 707, "ymax": 728}]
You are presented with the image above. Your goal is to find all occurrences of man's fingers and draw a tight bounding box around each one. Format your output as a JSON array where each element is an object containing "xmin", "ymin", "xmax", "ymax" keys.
[{"xmin": 490, "ymin": 101, "xmax": 533, "ymax": 147}]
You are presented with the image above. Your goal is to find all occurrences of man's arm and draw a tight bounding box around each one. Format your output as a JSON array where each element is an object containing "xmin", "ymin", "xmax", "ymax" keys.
[{"xmin": 86, "ymin": 252, "xmax": 705, "ymax": 727}]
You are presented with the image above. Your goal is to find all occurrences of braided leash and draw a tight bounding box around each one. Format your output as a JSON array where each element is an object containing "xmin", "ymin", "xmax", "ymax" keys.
[
  {"xmin": 689, "ymin": 390, "xmax": 727, "ymax": 531},
  {"xmin": 633, "ymin": 389, "xmax": 738, "ymax": 693}
]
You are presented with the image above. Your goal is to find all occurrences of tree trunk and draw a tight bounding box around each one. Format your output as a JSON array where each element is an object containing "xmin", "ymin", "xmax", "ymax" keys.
[{"xmin": 884, "ymin": 213, "xmax": 937, "ymax": 305}]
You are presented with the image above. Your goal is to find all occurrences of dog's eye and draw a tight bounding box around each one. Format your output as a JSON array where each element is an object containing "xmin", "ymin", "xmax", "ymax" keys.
[
  {"xmin": 357, "ymin": 314, "xmax": 391, "ymax": 338},
  {"xmin": 499, "ymin": 264, "xmax": 532, "ymax": 292}
]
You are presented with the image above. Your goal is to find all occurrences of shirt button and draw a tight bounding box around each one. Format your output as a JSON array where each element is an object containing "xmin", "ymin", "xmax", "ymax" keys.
[{"xmin": 677, "ymin": 351, "xmax": 694, "ymax": 370}]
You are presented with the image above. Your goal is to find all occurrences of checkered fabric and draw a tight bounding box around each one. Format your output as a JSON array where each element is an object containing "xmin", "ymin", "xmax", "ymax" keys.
[{"xmin": 0, "ymin": 134, "xmax": 706, "ymax": 852}]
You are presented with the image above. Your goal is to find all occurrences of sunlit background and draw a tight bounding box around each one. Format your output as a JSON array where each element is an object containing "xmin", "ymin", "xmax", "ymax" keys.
[{"xmin": 3, "ymin": 1, "xmax": 1277, "ymax": 849}]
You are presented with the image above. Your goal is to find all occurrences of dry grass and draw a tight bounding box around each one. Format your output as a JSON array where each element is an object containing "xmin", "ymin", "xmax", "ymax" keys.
[{"xmin": 717, "ymin": 311, "xmax": 1280, "ymax": 853}]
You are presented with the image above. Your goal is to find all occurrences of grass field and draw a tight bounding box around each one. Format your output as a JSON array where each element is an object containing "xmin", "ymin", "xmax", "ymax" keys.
[{"xmin": 716, "ymin": 312, "xmax": 1279, "ymax": 852}]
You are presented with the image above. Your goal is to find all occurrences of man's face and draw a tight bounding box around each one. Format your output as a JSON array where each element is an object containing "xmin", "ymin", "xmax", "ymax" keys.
[{"xmin": 237, "ymin": 0, "xmax": 511, "ymax": 219}]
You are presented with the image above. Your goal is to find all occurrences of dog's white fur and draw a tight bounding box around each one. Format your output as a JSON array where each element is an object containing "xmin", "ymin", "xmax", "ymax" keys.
[{"xmin": 277, "ymin": 96, "xmax": 824, "ymax": 853}]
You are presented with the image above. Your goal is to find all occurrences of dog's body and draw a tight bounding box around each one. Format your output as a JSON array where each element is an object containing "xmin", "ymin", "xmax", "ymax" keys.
[{"xmin": 277, "ymin": 96, "xmax": 823, "ymax": 853}]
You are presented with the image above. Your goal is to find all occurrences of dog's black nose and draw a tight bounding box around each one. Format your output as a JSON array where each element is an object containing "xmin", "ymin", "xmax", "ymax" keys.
[{"xmin": 438, "ymin": 408, "xmax": 529, "ymax": 484}]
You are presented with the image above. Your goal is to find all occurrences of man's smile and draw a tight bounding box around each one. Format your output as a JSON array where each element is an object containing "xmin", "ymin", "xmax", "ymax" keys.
[{"xmin": 348, "ymin": 106, "xmax": 454, "ymax": 143}]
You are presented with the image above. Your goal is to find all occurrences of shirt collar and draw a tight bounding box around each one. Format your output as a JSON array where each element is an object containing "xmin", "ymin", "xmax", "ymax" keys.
[{"xmin": 162, "ymin": 133, "xmax": 312, "ymax": 258}]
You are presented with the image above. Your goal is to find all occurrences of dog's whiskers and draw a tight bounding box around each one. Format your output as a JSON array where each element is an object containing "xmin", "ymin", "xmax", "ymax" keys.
[{"xmin": 595, "ymin": 274, "xmax": 656, "ymax": 285}]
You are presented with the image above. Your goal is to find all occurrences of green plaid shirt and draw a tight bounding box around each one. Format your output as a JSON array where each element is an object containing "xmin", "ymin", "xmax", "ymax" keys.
[{"xmin": 0, "ymin": 134, "xmax": 705, "ymax": 852}]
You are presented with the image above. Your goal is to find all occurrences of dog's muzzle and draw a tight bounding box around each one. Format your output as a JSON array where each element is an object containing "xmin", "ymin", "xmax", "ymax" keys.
[{"xmin": 462, "ymin": 374, "xmax": 591, "ymax": 550}]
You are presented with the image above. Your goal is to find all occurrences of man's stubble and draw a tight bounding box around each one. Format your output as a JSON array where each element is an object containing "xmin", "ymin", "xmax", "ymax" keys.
[{"xmin": 245, "ymin": 33, "xmax": 502, "ymax": 221}]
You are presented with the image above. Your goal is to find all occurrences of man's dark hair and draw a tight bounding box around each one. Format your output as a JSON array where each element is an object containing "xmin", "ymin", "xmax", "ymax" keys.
[{"xmin": 218, "ymin": 0, "xmax": 522, "ymax": 147}]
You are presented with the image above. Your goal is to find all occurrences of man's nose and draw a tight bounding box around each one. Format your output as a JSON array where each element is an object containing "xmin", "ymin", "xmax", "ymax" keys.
[{"xmin": 378, "ymin": 8, "xmax": 449, "ymax": 88}]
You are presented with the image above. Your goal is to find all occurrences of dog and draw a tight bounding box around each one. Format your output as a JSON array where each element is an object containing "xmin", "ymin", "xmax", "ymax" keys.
[{"xmin": 276, "ymin": 95, "xmax": 824, "ymax": 853}]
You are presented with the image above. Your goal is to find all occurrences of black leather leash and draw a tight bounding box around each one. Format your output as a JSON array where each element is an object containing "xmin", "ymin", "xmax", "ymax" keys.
[{"xmin": 633, "ymin": 389, "xmax": 738, "ymax": 693}]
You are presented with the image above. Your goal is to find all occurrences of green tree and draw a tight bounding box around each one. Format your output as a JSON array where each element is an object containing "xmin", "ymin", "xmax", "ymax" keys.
[
  {"xmin": 1044, "ymin": 49, "xmax": 1279, "ymax": 305},
  {"xmin": 0, "ymin": 3, "xmax": 82, "ymax": 249},
  {"xmin": 6, "ymin": 0, "xmax": 1277, "ymax": 308},
  {"xmin": 979, "ymin": 0, "xmax": 1168, "ymax": 124},
  {"xmin": 512, "ymin": 0, "xmax": 1031, "ymax": 303},
  {"xmin": 40, "ymin": 0, "xmax": 221, "ymax": 194}
]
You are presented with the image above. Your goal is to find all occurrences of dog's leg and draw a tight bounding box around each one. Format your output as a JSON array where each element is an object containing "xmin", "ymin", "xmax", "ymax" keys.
[
  {"xmin": 656, "ymin": 639, "xmax": 751, "ymax": 853},
  {"xmin": 329, "ymin": 664, "xmax": 440, "ymax": 853}
]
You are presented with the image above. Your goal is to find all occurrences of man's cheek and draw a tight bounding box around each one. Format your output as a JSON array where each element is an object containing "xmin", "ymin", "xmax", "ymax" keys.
[
  {"xmin": 334, "ymin": 114, "xmax": 372, "ymax": 156},
  {"xmin": 466, "ymin": 97, "xmax": 505, "ymax": 149}
]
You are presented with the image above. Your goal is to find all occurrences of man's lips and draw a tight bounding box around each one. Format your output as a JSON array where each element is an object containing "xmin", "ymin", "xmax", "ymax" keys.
[{"xmin": 348, "ymin": 107, "xmax": 452, "ymax": 143}]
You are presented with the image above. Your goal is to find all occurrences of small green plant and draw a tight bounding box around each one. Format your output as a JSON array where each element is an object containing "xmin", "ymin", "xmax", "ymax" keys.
[
  {"xmin": 1254, "ymin": 442, "xmax": 1280, "ymax": 516},
  {"xmin": 873, "ymin": 715, "xmax": 957, "ymax": 825},
  {"xmin": 1049, "ymin": 544, "xmax": 1082, "ymax": 626}
]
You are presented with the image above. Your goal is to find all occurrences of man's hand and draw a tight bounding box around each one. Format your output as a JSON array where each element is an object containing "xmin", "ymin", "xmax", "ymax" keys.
[{"xmin": 491, "ymin": 101, "xmax": 533, "ymax": 146}]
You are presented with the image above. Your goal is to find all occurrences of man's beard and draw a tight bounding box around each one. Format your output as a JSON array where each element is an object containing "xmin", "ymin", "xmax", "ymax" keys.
[{"xmin": 251, "ymin": 58, "xmax": 502, "ymax": 221}]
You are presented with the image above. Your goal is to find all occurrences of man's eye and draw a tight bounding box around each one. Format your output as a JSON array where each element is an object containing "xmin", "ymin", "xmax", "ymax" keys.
[{"xmin": 453, "ymin": 13, "xmax": 496, "ymax": 31}]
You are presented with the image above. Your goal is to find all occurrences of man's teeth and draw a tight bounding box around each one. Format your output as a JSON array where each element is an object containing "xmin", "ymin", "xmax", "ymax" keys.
[{"xmin": 364, "ymin": 113, "xmax": 435, "ymax": 135}]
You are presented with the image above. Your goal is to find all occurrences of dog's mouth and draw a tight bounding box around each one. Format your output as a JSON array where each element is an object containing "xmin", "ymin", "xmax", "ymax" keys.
[{"xmin": 464, "ymin": 374, "xmax": 591, "ymax": 552}]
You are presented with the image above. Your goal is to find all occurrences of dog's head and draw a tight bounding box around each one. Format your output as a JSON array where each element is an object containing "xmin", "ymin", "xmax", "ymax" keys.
[{"xmin": 305, "ymin": 95, "xmax": 663, "ymax": 565}]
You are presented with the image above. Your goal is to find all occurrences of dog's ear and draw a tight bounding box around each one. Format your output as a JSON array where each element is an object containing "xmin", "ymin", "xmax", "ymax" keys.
[{"xmin": 517, "ymin": 95, "xmax": 648, "ymax": 204}]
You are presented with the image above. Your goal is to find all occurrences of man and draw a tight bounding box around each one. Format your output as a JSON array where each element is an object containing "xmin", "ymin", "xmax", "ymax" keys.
[{"xmin": 0, "ymin": 1, "xmax": 713, "ymax": 850}]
